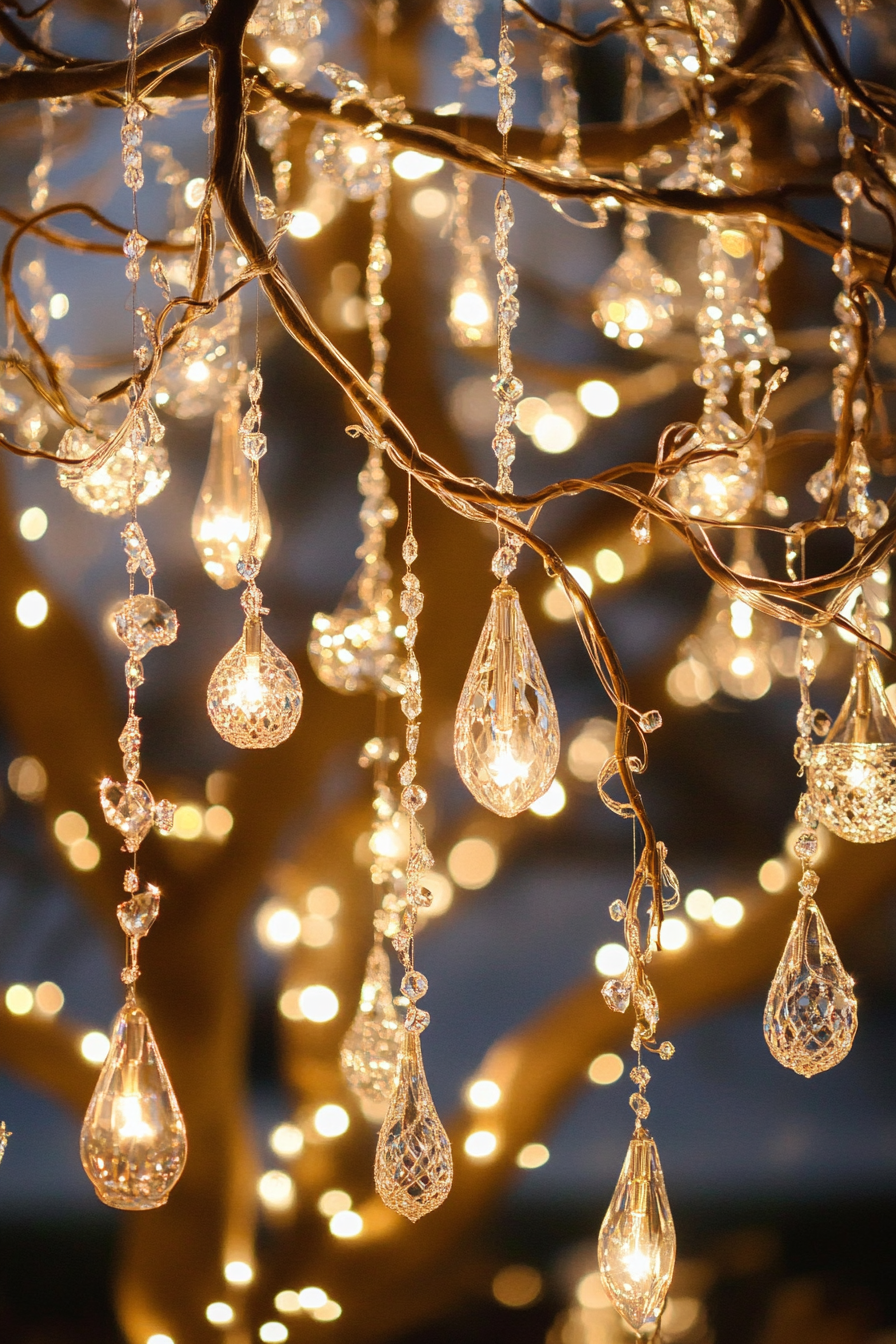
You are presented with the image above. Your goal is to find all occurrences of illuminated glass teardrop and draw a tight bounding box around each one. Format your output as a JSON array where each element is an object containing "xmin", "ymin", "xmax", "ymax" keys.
[
  {"xmin": 308, "ymin": 565, "xmax": 402, "ymax": 695},
  {"xmin": 592, "ymin": 241, "xmax": 678, "ymax": 350},
  {"xmin": 807, "ymin": 640, "xmax": 896, "ymax": 843},
  {"xmin": 192, "ymin": 400, "xmax": 271, "ymax": 588},
  {"xmin": 666, "ymin": 412, "xmax": 760, "ymax": 522},
  {"xmin": 80, "ymin": 998, "xmax": 187, "ymax": 1210},
  {"xmin": 764, "ymin": 894, "xmax": 857, "ymax": 1077},
  {"xmin": 454, "ymin": 582, "xmax": 560, "ymax": 817},
  {"xmin": 207, "ymin": 617, "xmax": 302, "ymax": 749},
  {"xmin": 598, "ymin": 1125, "xmax": 676, "ymax": 1334},
  {"xmin": 57, "ymin": 426, "xmax": 170, "ymax": 518},
  {"xmin": 374, "ymin": 1031, "xmax": 452, "ymax": 1222},
  {"xmin": 340, "ymin": 943, "xmax": 403, "ymax": 1119}
]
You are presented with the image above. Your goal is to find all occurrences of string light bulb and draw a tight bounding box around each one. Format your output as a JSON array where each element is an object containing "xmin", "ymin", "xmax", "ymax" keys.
[
  {"xmin": 598, "ymin": 1125, "xmax": 676, "ymax": 1334},
  {"xmin": 192, "ymin": 398, "xmax": 271, "ymax": 588}
]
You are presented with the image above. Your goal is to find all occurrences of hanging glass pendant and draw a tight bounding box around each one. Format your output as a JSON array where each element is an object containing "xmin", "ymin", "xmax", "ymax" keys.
[
  {"xmin": 207, "ymin": 614, "xmax": 302, "ymax": 749},
  {"xmin": 764, "ymin": 894, "xmax": 857, "ymax": 1076},
  {"xmin": 374, "ymin": 1030, "xmax": 452, "ymax": 1222},
  {"xmin": 592, "ymin": 240, "xmax": 678, "ymax": 351},
  {"xmin": 340, "ymin": 942, "xmax": 403, "ymax": 1118},
  {"xmin": 57, "ymin": 425, "xmax": 170, "ymax": 518},
  {"xmin": 308, "ymin": 565, "xmax": 403, "ymax": 696},
  {"xmin": 308, "ymin": 124, "xmax": 388, "ymax": 201},
  {"xmin": 645, "ymin": 0, "xmax": 739, "ymax": 80},
  {"xmin": 454, "ymin": 582, "xmax": 559, "ymax": 817},
  {"xmin": 807, "ymin": 640, "xmax": 896, "ymax": 843},
  {"xmin": 80, "ymin": 996, "xmax": 187, "ymax": 1210},
  {"xmin": 598, "ymin": 1125, "xmax": 676, "ymax": 1335},
  {"xmin": 192, "ymin": 401, "xmax": 272, "ymax": 588},
  {"xmin": 666, "ymin": 412, "xmax": 761, "ymax": 522}
]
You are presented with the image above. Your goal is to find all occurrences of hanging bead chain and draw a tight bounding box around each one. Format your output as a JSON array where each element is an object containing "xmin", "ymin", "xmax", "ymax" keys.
[
  {"xmin": 121, "ymin": 0, "xmax": 148, "ymax": 283},
  {"xmin": 366, "ymin": 175, "xmax": 392, "ymax": 396},
  {"xmin": 540, "ymin": 0, "xmax": 582, "ymax": 174},
  {"xmin": 790, "ymin": 627, "xmax": 827, "ymax": 897},
  {"xmin": 439, "ymin": 0, "xmax": 496, "ymax": 88}
]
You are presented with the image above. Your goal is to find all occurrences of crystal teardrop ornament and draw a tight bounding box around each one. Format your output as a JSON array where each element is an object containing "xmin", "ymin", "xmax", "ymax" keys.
[
  {"xmin": 192, "ymin": 401, "xmax": 272, "ymax": 589},
  {"xmin": 666, "ymin": 412, "xmax": 761, "ymax": 522},
  {"xmin": 308, "ymin": 564, "xmax": 403, "ymax": 696},
  {"xmin": 374, "ymin": 1030, "xmax": 452, "ymax": 1222},
  {"xmin": 207, "ymin": 619, "xmax": 302, "ymax": 749},
  {"xmin": 100, "ymin": 778, "xmax": 154, "ymax": 852},
  {"xmin": 764, "ymin": 894, "xmax": 857, "ymax": 1077},
  {"xmin": 57, "ymin": 426, "xmax": 170, "ymax": 518},
  {"xmin": 592, "ymin": 241, "xmax": 678, "ymax": 350},
  {"xmin": 454, "ymin": 583, "xmax": 560, "ymax": 817},
  {"xmin": 807, "ymin": 641, "xmax": 896, "ymax": 843},
  {"xmin": 340, "ymin": 943, "xmax": 403, "ymax": 1120},
  {"xmin": 80, "ymin": 998, "xmax": 187, "ymax": 1210},
  {"xmin": 598, "ymin": 1126, "xmax": 676, "ymax": 1335},
  {"xmin": 117, "ymin": 885, "xmax": 160, "ymax": 938}
]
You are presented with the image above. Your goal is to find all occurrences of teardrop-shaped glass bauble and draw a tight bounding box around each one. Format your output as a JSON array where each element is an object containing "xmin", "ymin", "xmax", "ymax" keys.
[
  {"xmin": 57, "ymin": 426, "xmax": 170, "ymax": 518},
  {"xmin": 80, "ymin": 998, "xmax": 187, "ymax": 1210},
  {"xmin": 192, "ymin": 401, "xmax": 272, "ymax": 589},
  {"xmin": 764, "ymin": 894, "xmax": 857, "ymax": 1077},
  {"xmin": 592, "ymin": 241, "xmax": 677, "ymax": 350},
  {"xmin": 807, "ymin": 641, "xmax": 896, "ymax": 843},
  {"xmin": 374, "ymin": 1030, "xmax": 452, "ymax": 1222},
  {"xmin": 308, "ymin": 563, "xmax": 403, "ymax": 696},
  {"xmin": 207, "ymin": 619, "xmax": 302, "ymax": 749},
  {"xmin": 666, "ymin": 412, "xmax": 761, "ymax": 522},
  {"xmin": 454, "ymin": 582, "xmax": 560, "ymax": 817},
  {"xmin": 340, "ymin": 943, "xmax": 403, "ymax": 1120},
  {"xmin": 598, "ymin": 1125, "xmax": 676, "ymax": 1334}
]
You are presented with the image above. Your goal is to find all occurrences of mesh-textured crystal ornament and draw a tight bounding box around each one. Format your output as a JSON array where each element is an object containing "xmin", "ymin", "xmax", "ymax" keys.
[
  {"xmin": 807, "ymin": 642, "xmax": 896, "ymax": 844},
  {"xmin": 455, "ymin": 583, "xmax": 560, "ymax": 816},
  {"xmin": 207, "ymin": 617, "xmax": 302, "ymax": 749},
  {"xmin": 599, "ymin": 1125, "xmax": 676, "ymax": 1334},
  {"xmin": 764, "ymin": 895, "xmax": 857, "ymax": 1076},
  {"xmin": 340, "ymin": 942, "xmax": 403, "ymax": 1117},
  {"xmin": 592, "ymin": 235, "xmax": 678, "ymax": 350},
  {"xmin": 308, "ymin": 124, "xmax": 388, "ymax": 201},
  {"xmin": 666, "ymin": 413, "xmax": 761, "ymax": 522},
  {"xmin": 192, "ymin": 401, "xmax": 272, "ymax": 589},
  {"xmin": 374, "ymin": 1030, "xmax": 453, "ymax": 1221},
  {"xmin": 645, "ymin": 0, "xmax": 739, "ymax": 79},
  {"xmin": 80, "ymin": 998, "xmax": 187, "ymax": 1210},
  {"xmin": 57, "ymin": 426, "xmax": 170, "ymax": 518}
]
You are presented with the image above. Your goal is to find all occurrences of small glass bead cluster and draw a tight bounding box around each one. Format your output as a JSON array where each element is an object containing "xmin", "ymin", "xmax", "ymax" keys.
[
  {"xmin": 438, "ymin": 0, "xmax": 496, "ymax": 88},
  {"xmin": 791, "ymin": 627, "xmax": 826, "ymax": 899},
  {"xmin": 366, "ymin": 178, "xmax": 392, "ymax": 396}
]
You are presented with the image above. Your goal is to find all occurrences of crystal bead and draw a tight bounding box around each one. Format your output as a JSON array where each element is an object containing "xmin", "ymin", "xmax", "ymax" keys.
[
  {"xmin": 602, "ymin": 977, "xmax": 631, "ymax": 1014},
  {"xmin": 123, "ymin": 229, "xmax": 147, "ymax": 260},
  {"xmin": 609, "ymin": 899, "xmax": 626, "ymax": 922},
  {"xmin": 401, "ymin": 970, "xmax": 429, "ymax": 1001},
  {"xmin": 491, "ymin": 545, "xmax": 517, "ymax": 579},
  {"xmin": 598, "ymin": 1126, "xmax": 675, "ymax": 1333},
  {"xmin": 125, "ymin": 658, "xmax": 145, "ymax": 690},
  {"xmin": 796, "ymin": 794, "xmax": 817, "ymax": 826},
  {"xmin": 492, "ymin": 374, "xmax": 523, "ymax": 402},
  {"xmin": 124, "ymin": 165, "xmax": 144, "ymax": 191},
  {"xmin": 798, "ymin": 869, "xmax": 820, "ymax": 896},
  {"xmin": 374, "ymin": 1031, "xmax": 451, "ymax": 1220},
  {"xmin": 407, "ymin": 845, "xmax": 434, "ymax": 873},
  {"xmin": 392, "ymin": 929, "xmax": 411, "ymax": 964},
  {"xmin": 340, "ymin": 943, "xmax": 402, "ymax": 1114},
  {"xmin": 639, "ymin": 710, "xmax": 662, "ymax": 734},
  {"xmin": 240, "ymin": 430, "xmax": 267, "ymax": 461},
  {"xmin": 629, "ymin": 1092, "xmax": 651, "ymax": 1119},
  {"xmin": 658, "ymin": 1041, "xmax": 675, "ymax": 1060},
  {"xmin": 630, "ymin": 1065, "xmax": 651, "ymax": 1087},
  {"xmin": 236, "ymin": 553, "xmax": 262, "ymax": 581},
  {"xmin": 833, "ymin": 170, "xmax": 862, "ymax": 203},
  {"xmin": 207, "ymin": 624, "xmax": 303, "ymax": 749},
  {"xmin": 764, "ymin": 894, "xmax": 857, "ymax": 1077},
  {"xmin": 112, "ymin": 594, "xmax": 178, "ymax": 659},
  {"xmin": 401, "ymin": 688, "xmax": 422, "ymax": 720},
  {"xmin": 495, "ymin": 189, "xmax": 514, "ymax": 230},
  {"xmin": 403, "ymin": 1005, "xmax": 430, "ymax": 1034},
  {"xmin": 400, "ymin": 588, "xmax": 424, "ymax": 618},
  {"xmin": 402, "ymin": 534, "xmax": 419, "ymax": 565},
  {"xmin": 123, "ymin": 869, "xmax": 140, "ymax": 894},
  {"xmin": 632, "ymin": 513, "xmax": 651, "ymax": 546},
  {"xmin": 406, "ymin": 723, "xmax": 420, "ymax": 754},
  {"xmin": 832, "ymin": 247, "xmax": 853, "ymax": 280},
  {"xmin": 100, "ymin": 779, "xmax": 154, "ymax": 852},
  {"xmin": 793, "ymin": 831, "xmax": 818, "ymax": 860},
  {"xmin": 401, "ymin": 784, "xmax": 428, "ymax": 813},
  {"xmin": 398, "ymin": 760, "xmax": 416, "ymax": 786},
  {"xmin": 154, "ymin": 800, "xmax": 175, "ymax": 835},
  {"xmin": 117, "ymin": 884, "xmax": 160, "ymax": 938},
  {"xmin": 118, "ymin": 716, "xmax": 141, "ymax": 756}
]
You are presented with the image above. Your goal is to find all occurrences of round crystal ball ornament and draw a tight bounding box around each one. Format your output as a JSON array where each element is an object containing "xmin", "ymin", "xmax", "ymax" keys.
[
  {"xmin": 308, "ymin": 124, "xmax": 388, "ymax": 201},
  {"xmin": 666, "ymin": 414, "xmax": 761, "ymax": 522},
  {"xmin": 57, "ymin": 427, "xmax": 170, "ymax": 518},
  {"xmin": 592, "ymin": 244, "xmax": 678, "ymax": 350},
  {"xmin": 207, "ymin": 619, "xmax": 303, "ymax": 749}
]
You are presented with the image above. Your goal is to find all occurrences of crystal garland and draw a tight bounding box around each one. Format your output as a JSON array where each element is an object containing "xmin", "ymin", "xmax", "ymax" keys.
[{"xmin": 447, "ymin": 169, "xmax": 494, "ymax": 348}]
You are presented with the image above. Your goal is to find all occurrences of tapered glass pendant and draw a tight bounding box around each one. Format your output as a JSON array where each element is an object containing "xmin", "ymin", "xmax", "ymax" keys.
[
  {"xmin": 374, "ymin": 1031, "xmax": 452, "ymax": 1222},
  {"xmin": 340, "ymin": 943, "xmax": 403, "ymax": 1120},
  {"xmin": 80, "ymin": 998, "xmax": 186, "ymax": 1210},
  {"xmin": 208, "ymin": 616, "xmax": 302, "ymax": 749},
  {"xmin": 807, "ymin": 640, "xmax": 896, "ymax": 843},
  {"xmin": 764, "ymin": 893, "xmax": 857, "ymax": 1077},
  {"xmin": 454, "ymin": 582, "xmax": 559, "ymax": 817},
  {"xmin": 598, "ymin": 1126, "xmax": 676, "ymax": 1335},
  {"xmin": 192, "ymin": 401, "xmax": 271, "ymax": 588}
]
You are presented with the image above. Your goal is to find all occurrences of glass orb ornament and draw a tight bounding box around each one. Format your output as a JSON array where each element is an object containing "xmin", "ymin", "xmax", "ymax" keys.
[
  {"xmin": 454, "ymin": 582, "xmax": 560, "ymax": 817},
  {"xmin": 57, "ymin": 425, "xmax": 170, "ymax": 518},
  {"xmin": 308, "ymin": 124, "xmax": 388, "ymax": 201},
  {"xmin": 592, "ymin": 240, "xmax": 678, "ymax": 350},
  {"xmin": 192, "ymin": 400, "xmax": 272, "ymax": 589},
  {"xmin": 666, "ymin": 412, "xmax": 761, "ymax": 521},
  {"xmin": 644, "ymin": 0, "xmax": 739, "ymax": 80},
  {"xmin": 807, "ymin": 639, "xmax": 896, "ymax": 843},
  {"xmin": 374, "ymin": 1030, "xmax": 452, "ymax": 1222},
  {"xmin": 764, "ymin": 894, "xmax": 857, "ymax": 1076},
  {"xmin": 598, "ymin": 1125, "xmax": 676, "ymax": 1334},
  {"xmin": 340, "ymin": 942, "xmax": 403, "ymax": 1120},
  {"xmin": 80, "ymin": 996, "xmax": 187, "ymax": 1210},
  {"xmin": 308, "ymin": 566, "xmax": 403, "ymax": 696},
  {"xmin": 207, "ymin": 614, "xmax": 302, "ymax": 749}
]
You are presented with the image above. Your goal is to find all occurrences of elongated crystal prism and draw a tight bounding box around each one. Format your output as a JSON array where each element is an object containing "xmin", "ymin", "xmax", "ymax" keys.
[
  {"xmin": 454, "ymin": 583, "xmax": 559, "ymax": 816},
  {"xmin": 340, "ymin": 943, "xmax": 403, "ymax": 1118},
  {"xmin": 374, "ymin": 1031, "xmax": 452, "ymax": 1221},
  {"xmin": 80, "ymin": 998, "xmax": 186, "ymax": 1210},
  {"xmin": 598, "ymin": 1126, "xmax": 676, "ymax": 1334},
  {"xmin": 764, "ymin": 894, "xmax": 857, "ymax": 1076},
  {"xmin": 807, "ymin": 641, "xmax": 896, "ymax": 843},
  {"xmin": 192, "ymin": 401, "xmax": 271, "ymax": 589},
  {"xmin": 207, "ymin": 619, "xmax": 302, "ymax": 749}
]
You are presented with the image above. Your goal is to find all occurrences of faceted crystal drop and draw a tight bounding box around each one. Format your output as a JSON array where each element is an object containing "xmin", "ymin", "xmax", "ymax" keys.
[
  {"xmin": 374, "ymin": 1031, "xmax": 453, "ymax": 1222},
  {"xmin": 100, "ymin": 778, "xmax": 154, "ymax": 852},
  {"xmin": 764, "ymin": 894, "xmax": 857, "ymax": 1077},
  {"xmin": 807, "ymin": 642, "xmax": 896, "ymax": 843},
  {"xmin": 307, "ymin": 124, "xmax": 388, "ymax": 201},
  {"xmin": 340, "ymin": 943, "xmax": 403, "ymax": 1119},
  {"xmin": 112, "ymin": 594, "xmax": 178, "ymax": 659},
  {"xmin": 598, "ymin": 1126, "xmax": 676, "ymax": 1334},
  {"xmin": 117, "ymin": 885, "xmax": 160, "ymax": 938},
  {"xmin": 454, "ymin": 583, "xmax": 560, "ymax": 817},
  {"xmin": 80, "ymin": 999, "xmax": 187, "ymax": 1210},
  {"xmin": 207, "ymin": 622, "xmax": 302, "ymax": 749},
  {"xmin": 308, "ymin": 565, "xmax": 402, "ymax": 696},
  {"xmin": 666, "ymin": 413, "xmax": 760, "ymax": 522},
  {"xmin": 191, "ymin": 402, "xmax": 271, "ymax": 589}
]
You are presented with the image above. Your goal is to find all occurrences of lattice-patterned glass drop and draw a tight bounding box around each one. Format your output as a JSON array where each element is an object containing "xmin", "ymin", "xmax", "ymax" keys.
[
  {"xmin": 374, "ymin": 1030, "xmax": 452, "ymax": 1222},
  {"xmin": 666, "ymin": 413, "xmax": 761, "ymax": 522},
  {"xmin": 592, "ymin": 241, "xmax": 678, "ymax": 350},
  {"xmin": 807, "ymin": 642, "xmax": 896, "ymax": 843},
  {"xmin": 192, "ymin": 402, "xmax": 272, "ymax": 589},
  {"xmin": 764, "ymin": 894, "xmax": 857, "ymax": 1076},
  {"xmin": 454, "ymin": 583, "xmax": 559, "ymax": 817},
  {"xmin": 80, "ymin": 998, "xmax": 187, "ymax": 1210},
  {"xmin": 57, "ymin": 427, "xmax": 170, "ymax": 518},
  {"xmin": 599, "ymin": 1126, "xmax": 676, "ymax": 1334},
  {"xmin": 645, "ymin": 0, "xmax": 739, "ymax": 79},
  {"xmin": 340, "ymin": 943, "xmax": 403, "ymax": 1118},
  {"xmin": 207, "ymin": 621, "xmax": 302, "ymax": 749}
]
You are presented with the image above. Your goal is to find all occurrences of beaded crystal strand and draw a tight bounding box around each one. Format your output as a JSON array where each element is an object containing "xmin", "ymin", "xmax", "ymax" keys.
[{"xmin": 374, "ymin": 500, "xmax": 453, "ymax": 1221}]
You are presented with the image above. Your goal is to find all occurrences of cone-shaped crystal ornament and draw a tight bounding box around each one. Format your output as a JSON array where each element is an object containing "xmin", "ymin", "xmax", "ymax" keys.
[
  {"xmin": 80, "ymin": 998, "xmax": 186, "ymax": 1210},
  {"xmin": 374, "ymin": 1030, "xmax": 452, "ymax": 1221},
  {"xmin": 308, "ymin": 565, "xmax": 402, "ymax": 695},
  {"xmin": 807, "ymin": 641, "xmax": 896, "ymax": 843},
  {"xmin": 192, "ymin": 401, "xmax": 271, "ymax": 588},
  {"xmin": 207, "ymin": 616, "xmax": 302, "ymax": 748},
  {"xmin": 598, "ymin": 1125, "xmax": 676, "ymax": 1335},
  {"xmin": 764, "ymin": 894, "xmax": 857, "ymax": 1076},
  {"xmin": 340, "ymin": 943, "xmax": 403, "ymax": 1118},
  {"xmin": 454, "ymin": 583, "xmax": 560, "ymax": 817}
]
